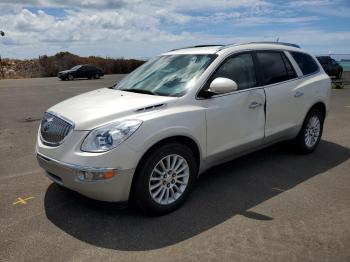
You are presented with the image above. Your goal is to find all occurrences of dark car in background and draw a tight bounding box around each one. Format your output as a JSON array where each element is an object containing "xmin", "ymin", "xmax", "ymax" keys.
[
  {"xmin": 58, "ymin": 64, "xmax": 104, "ymax": 80},
  {"xmin": 316, "ymin": 56, "xmax": 343, "ymax": 79}
]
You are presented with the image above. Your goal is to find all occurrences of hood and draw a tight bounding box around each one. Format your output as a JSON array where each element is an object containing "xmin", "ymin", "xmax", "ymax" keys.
[{"xmin": 48, "ymin": 88, "xmax": 177, "ymax": 130}]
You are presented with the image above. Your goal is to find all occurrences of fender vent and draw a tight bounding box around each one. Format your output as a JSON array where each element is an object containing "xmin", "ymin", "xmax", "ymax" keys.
[{"xmin": 135, "ymin": 103, "xmax": 165, "ymax": 112}]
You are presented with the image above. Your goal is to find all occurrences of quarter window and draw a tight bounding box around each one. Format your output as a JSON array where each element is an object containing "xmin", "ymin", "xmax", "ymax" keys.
[
  {"xmin": 291, "ymin": 52, "xmax": 319, "ymax": 75},
  {"xmin": 211, "ymin": 53, "xmax": 257, "ymax": 91},
  {"xmin": 256, "ymin": 52, "xmax": 297, "ymax": 85}
]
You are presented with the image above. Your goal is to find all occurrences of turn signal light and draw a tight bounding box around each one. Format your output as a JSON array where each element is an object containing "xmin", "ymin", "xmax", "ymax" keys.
[{"xmin": 77, "ymin": 169, "xmax": 118, "ymax": 182}]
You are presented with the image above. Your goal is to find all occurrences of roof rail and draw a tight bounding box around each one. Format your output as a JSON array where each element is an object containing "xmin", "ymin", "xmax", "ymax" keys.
[
  {"xmin": 249, "ymin": 42, "xmax": 301, "ymax": 48},
  {"xmin": 218, "ymin": 41, "xmax": 301, "ymax": 51},
  {"xmin": 168, "ymin": 44, "xmax": 224, "ymax": 52}
]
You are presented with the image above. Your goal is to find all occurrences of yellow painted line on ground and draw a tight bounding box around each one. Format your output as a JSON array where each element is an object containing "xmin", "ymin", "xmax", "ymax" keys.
[{"xmin": 13, "ymin": 196, "xmax": 34, "ymax": 205}]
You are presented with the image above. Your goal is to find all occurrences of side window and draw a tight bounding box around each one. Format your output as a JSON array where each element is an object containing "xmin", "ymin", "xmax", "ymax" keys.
[
  {"xmin": 290, "ymin": 52, "xmax": 319, "ymax": 75},
  {"xmin": 256, "ymin": 52, "xmax": 296, "ymax": 85},
  {"xmin": 281, "ymin": 53, "xmax": 297, "ymax": 78},
  {"xmin": 211, "ymin": 53, "xmax": 257, "ymax": 91},
  {"xmin": 323, "ymin": 58, "xmax": 330, "ymax": 65},
  {"xmin": 317, "ymin": 57, "xmax": 325, "ymax": 65}
]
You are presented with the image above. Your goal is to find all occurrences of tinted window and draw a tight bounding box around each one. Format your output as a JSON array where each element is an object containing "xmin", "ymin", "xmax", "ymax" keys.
[
  {"xmin": 211, "ymin": 53, "xmax": 257, "ymax": 91},
  {"xmin": 291, "ymin": 52, "xmax": 319, "ymax": 75},
  {"xmin": 317, "ymin": 57, "xmax": 329, "ymax": 65},
  {"xmin": 256, "ymin": 52, "xmax": 297, "ymax": 85},
  {"xmin": 281, "ymin": 53, "xmax": 296, "ymax": 78}
]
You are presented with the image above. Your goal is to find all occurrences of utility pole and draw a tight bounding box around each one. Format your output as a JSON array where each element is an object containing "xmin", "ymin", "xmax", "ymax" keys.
[{"xmin": 0, "ymin": 31, "xmax": 5, "ymax": 78}]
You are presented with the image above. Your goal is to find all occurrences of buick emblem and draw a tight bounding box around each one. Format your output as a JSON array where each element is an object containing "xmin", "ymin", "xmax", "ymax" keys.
[{"xmin": 42, "ymin": 117, "xmax": 54, "ymax": 132}]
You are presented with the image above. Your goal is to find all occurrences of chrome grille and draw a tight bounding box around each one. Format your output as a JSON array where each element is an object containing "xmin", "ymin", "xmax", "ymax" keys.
[{"xmin": 40, "ymin": 112, "xmax": 74, "ymax": 146}]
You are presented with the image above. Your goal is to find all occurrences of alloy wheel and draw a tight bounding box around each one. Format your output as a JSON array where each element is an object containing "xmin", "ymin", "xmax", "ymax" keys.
[
  {"xmin": 304, "ymin": 115, "xmax": 321, "ymax": 148},
  {"xmin": 148, "ymin": 154, "xmax": 189, "ymax": 205}
]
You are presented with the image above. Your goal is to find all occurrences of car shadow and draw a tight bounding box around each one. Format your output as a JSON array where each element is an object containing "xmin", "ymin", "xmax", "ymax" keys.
[{"xmin": 44, "ymin": 140, "xmax": 350, "ymax": 251}]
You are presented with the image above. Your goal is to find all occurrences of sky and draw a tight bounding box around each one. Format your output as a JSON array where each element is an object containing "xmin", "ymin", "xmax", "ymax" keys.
[{"xmin": 0, "ymin": 0, "xmax": 349, "ymax": 59}]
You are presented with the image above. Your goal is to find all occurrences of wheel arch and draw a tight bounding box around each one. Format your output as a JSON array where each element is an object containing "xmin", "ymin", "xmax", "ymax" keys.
[
  {"xmin": 129, "ymin": 135, "xmax": 201, "ymax": 201},
  {"xmin": 296, "ymin": 101, "xmax": 327, "ymax": 137},
  {"xmin": 308, "ymin": 101, "xmax": 326, "ymax": 119}
]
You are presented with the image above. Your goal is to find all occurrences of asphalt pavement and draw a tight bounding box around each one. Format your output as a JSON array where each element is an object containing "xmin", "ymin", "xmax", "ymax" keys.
[{"xmin": 0, "ymin": 74, "xmax": 349, "ymax": 262}]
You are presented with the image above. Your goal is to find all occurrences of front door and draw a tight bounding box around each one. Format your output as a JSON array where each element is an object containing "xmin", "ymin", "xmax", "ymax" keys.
[{"xmin": 202, "ymin": 52, "xmax": 266, "ymax": 164}]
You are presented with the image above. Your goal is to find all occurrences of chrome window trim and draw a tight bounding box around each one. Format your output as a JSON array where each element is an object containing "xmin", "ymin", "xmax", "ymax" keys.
[
  {"xmin": 200, "ymin": 86, "xmax": 265, "ymax": 99},
  {"xmin": 40, "ymin": 111, "xmax": 75, "ymax": 147}
]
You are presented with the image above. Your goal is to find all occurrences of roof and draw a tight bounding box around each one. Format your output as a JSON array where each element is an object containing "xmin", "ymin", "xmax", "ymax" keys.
[
  {"xmin": 164, "ymin": 45, "xmax": 223, "ymax": 55},
  {"xmin": 163, "ymin": 42, "xmax": 302, "ymax": 56}
]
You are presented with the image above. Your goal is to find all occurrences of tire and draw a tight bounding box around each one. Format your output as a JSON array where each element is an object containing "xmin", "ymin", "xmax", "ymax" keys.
[
  {"xmin": 295, "ymin": 109, "xmax": 324, "ymax": 154},
  {"xmin": 132, "ymin": 143, "xmax": 197, "ymax": 215},
  {"xmin": 67, "ymin": 74, "xmax": 74, "ymax": 81},
  {"xmin": 94, "ymin": 73, "xmax": 100, "ymax": 79}
]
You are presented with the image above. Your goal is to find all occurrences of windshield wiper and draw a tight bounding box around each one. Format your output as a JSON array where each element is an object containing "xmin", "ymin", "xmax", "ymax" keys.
[{"xmin": 120, "ymin": 89, "xmax": 157, "ymax": 96}]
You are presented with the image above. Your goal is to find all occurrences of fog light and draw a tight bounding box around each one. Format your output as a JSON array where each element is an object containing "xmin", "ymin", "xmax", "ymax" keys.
[{"xmin": 77, "ymin": 170, "xmax": 118, "ymax": 182}]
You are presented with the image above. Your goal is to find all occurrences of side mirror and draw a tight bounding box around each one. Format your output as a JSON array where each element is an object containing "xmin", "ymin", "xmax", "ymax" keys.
[{"xmin": 209, "ymin": 77, "xmax": 238, "ymax": 94}]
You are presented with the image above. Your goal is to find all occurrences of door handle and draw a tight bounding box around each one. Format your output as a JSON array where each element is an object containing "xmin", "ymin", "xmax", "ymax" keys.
[
  {"xmin": 294, "ymin": 91, "xmax": 304, "ymax": 98},
  {"xmin": 249, "ymin": 101, "xmax": 263, "ymax": 109}
]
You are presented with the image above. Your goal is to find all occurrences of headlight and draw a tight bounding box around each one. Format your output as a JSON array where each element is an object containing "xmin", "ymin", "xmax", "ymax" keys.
[{"xmin": 81, "ymin": 120, "xmax": 142, "ymax": 152}]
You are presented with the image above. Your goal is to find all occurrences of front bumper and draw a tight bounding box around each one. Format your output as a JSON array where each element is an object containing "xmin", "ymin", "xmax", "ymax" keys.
[{"xmin": 37, "ymin": 153, "xmax": 135, "ymax": 202}]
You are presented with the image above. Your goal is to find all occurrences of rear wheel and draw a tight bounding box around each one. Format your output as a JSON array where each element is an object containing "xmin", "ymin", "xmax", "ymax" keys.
[
  {"xmin": 132, "ymin": 143, "xmax": 197, "ymax": 215},
  {"xmin": 295, "ymin": 109, "xmax": 324, "ymax": 154}
]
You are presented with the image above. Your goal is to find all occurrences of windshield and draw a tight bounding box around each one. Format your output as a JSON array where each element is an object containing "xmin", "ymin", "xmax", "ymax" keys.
[
  {"xmin": 71, "ymin": 65, "xmax": 82, "ymax": 70},
  {"xmin": 114, "ymin": 54, "xmax": 216, "ymax": 97}
]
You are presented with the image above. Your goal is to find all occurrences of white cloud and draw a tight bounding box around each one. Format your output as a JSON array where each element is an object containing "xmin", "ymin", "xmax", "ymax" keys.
[{"xmin": 0, "ymin": 0, "xmax": 349, "ymax": 58}]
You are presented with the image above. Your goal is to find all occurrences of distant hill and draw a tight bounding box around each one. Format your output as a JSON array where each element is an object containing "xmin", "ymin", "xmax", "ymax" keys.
[{"xmin": 0, "ymin": 52, "xmax": 145, "ymax": 79}]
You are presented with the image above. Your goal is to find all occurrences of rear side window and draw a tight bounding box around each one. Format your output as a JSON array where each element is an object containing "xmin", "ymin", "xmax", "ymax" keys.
[
  {"xmin": 291, "ymin": 52, "xmax": 319, "ymax": 75},
  {"xmin": 256, "ymin": 52, "xmax": 297, "ymax": 85},
  {"xmin": 211, "ymin": 53, "xmax": 257, "ymax": 91},
  {"xmin": 317, "ymin": 57, "xmax": 329, "ymax": 65}
]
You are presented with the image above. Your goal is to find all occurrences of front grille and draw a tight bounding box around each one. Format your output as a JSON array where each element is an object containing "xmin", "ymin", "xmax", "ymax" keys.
[{"xmin": 40, "ymin": 112, "xmax": 74, "ymax": 146}]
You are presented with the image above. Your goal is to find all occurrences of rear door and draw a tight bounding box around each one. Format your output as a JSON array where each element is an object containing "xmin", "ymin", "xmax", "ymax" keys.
[{"xmin": 255, "ymin": 51, "xmax": 301, "ymax": 143}]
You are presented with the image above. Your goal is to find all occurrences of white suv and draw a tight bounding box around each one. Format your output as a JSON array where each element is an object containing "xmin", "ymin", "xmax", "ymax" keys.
[{"xmin": 36, "ymin": 42, "xmax": 331, "ymax": 215}]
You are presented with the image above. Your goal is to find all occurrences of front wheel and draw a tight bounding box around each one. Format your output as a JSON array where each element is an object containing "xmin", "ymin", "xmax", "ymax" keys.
[
  {"xmin": 94, "ymin": 73, "xmax": 100, "ymax": 79},
  {"xmin": 132, "ymin": 143, "xmax": 197, "ymax": 215},
  {"xmin": 295, "ymin": 109, "xmax": 324, "ymax": 154},
  {"xmin": 67, "ymin": 74, "xmax": 74, "ymax": 81}
]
